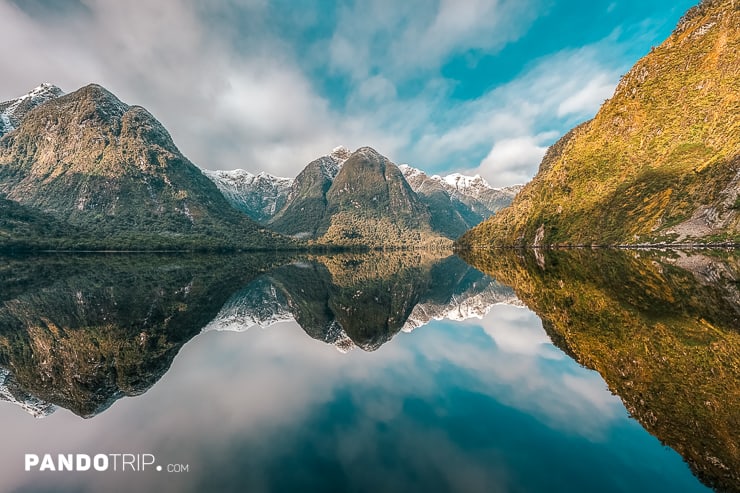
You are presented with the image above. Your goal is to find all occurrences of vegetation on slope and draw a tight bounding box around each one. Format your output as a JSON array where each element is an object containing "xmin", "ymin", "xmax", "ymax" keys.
[{"xmin": 459, "ymin": 0, "xmax": 739, "ymax": 248}]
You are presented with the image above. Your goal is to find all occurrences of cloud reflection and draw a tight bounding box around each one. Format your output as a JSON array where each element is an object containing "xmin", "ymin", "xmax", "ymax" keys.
[{"xmin": 0, "ymin": 302, "xmax": 704, "ymax": 493}]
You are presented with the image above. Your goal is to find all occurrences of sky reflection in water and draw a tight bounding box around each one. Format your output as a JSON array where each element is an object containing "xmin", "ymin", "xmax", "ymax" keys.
[{"xmin": 0, "ymin": 298, "xmax": 708, "ymax": 493}]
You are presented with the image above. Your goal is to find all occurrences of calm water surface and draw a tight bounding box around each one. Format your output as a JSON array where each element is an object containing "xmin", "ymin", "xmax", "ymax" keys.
[{"xmin": 0, "ymin": 250, "xmax": 736, "ymax": 493}]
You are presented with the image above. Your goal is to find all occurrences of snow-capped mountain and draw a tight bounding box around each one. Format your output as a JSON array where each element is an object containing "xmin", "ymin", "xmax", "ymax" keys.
[
  {"xmin": 0, "ymin": 367, "xmax": 56, "ymax": 418},
  {"xmin": 0, "ymin": 83, "xmax": 63, "ymax": 137},
  {"xmin": 397, "ymin": 164, "xmax": 520, "ymax": 238},
  {"xmin": 203, "ymin": 169, "xmax": 293, "ymax": 223},
  {"xmin": 203, "ymin": 145, "xmax": 518, "ymax": 239},
  {"xmin": 203, "ymin": 146, "xmax": 352, "ymax": 224},
  {"xmin": 399, "ymin": 164, "xmax": 521, "ymax": 216},
  {"xmin": 320, "ymin": 145, "xmax": 352, "ymax": 178}
]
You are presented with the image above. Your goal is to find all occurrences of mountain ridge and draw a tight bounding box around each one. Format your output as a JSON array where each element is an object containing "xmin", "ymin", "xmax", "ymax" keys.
[
  {"xmin": 0, "ymin": 83, "xmax": 64, "ymax": 137},
  {"xmin": 204, "ymin": 147, "xmax": 519, "ymax": 241}
]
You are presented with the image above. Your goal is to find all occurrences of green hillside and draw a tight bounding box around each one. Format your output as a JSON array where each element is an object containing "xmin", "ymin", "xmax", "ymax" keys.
[{"xmin": 459, "ymin": 0, "xmax": 739, "ymax": 248}]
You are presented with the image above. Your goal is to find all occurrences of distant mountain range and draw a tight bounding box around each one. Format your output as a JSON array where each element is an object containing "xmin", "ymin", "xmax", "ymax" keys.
[
  {"xmin": 203, "ymin": 169, "xmax": 293, "ymax": 224},
  {"xmin": 459, "ymin": 0, "xmax": 739, "ymax": 248},
  {"xmin": 204, "ymin": 147, "xmax": 519, "ymax": 242},
  {"xmin": 399, "ymin": 165, "xmax": 521, "ymax": 239}
]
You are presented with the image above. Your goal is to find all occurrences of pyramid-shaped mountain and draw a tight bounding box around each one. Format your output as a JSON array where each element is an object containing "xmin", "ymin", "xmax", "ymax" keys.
[{"xmin": 268, "ymin": 147, "xmax": 449, "ymax": 248}]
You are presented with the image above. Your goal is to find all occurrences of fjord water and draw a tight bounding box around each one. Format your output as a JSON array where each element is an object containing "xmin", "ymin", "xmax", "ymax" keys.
[{"xmin": 0, "ymin": 251, "xmax": 736, "ymax": 493}]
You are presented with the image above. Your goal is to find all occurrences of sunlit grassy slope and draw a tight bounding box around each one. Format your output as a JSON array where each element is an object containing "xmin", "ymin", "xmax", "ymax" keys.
[{"xmin": 459, "ymin": 0, "xmax": 739, "ymax": 248}]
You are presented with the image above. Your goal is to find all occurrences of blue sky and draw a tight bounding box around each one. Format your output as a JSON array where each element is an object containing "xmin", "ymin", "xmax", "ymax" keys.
[{"xmin": 0, "ymin": 0, "xmax": 697, "ymax": 186}]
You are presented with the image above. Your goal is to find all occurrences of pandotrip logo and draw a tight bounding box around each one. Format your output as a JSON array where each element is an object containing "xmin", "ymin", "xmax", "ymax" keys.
[{"xmin": 24, "ymin": 454, "xmax": 190, "ymax": 473}]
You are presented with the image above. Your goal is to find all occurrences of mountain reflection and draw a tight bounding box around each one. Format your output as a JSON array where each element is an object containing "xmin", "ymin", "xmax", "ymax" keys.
[
  {"xmin": 0, "ymin": 252, "xmax": 517, "ymax": 418},
  {"xmin": 460, "ymin": 248, "xmax": 740, "ymax": 493},
  {"xmin": 205, "ymin": 252, "xmax": 518, "ymax": 351},
  {"xmin": 0, "ymin": 254, "xmax": 286, "ymax": 418}
]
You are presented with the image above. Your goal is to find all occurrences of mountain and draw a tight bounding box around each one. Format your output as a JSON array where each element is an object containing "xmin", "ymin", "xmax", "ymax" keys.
[
  {"xmin": 264, "ymin": 146, "xmax": 350, "ymax": 236},
  {"xmin": 0, "ymin": 83, "xmax": 291, "ymax": 250},
  {"xmin": 458, "ymin": 0, "xmax": 740, "ymax": 248},
  {"xmin": 322, "ymin": 147, "xmax": 439, "ymax": 246},
  {"xmin": 399, "ymin": 164, "xmax": 520, "ymax": 238},
  {"xmin": 204, "ymin": 148, "xmax": 518, "ymax": 240},
  {"xmin": 203, "ymin": 169, "xmax": 293, "ymax": 223},
  {"xmin": 460, "ymin": 247, "xmax": 740, "ymax": 493},
  {"xmin": 269, "ymin": 147, "xmax": 450, "ymax": 248},
  {"xmin": 0, "ymin": 83, "xmax": 63, "ymax": 137}
]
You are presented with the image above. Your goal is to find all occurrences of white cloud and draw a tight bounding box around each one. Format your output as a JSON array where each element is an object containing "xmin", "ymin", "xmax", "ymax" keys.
[
  {"xmin": 328, "ymin": 0, "xmax": 541, "ymax": 80},
  {"xmin": 0, "ymin": 0, "xmax": 632, "ymax": 185},
  {"xmin": 478, "ymin": 136, "xmax": 550, "ymax": 187},
  {"xmin": 379, "ymin": 43, "xmax": 622, "ymax": 184}
]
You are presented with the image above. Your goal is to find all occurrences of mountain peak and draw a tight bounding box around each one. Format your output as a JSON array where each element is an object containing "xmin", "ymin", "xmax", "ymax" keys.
[
  {"xmin": 352, "ymin": 146, "xmax": 383, "ymax": 159},
  {"xmin": 74, "ymin": 83, "xmax": 129, "ymax": 111},
  {"xmin": 330, "ymin": 145, "xmax": 352, "ymax": 162},
  {"xmin": 442, "ymin": 173, "xmax": 490, "ymax": 191},
  {"xmin": 0, "ymin": 83, "xmax": 64, "ymax": 136},
  {"xmin": 27, "ymin": 82, "xmax": 63, "ymax": 98}
]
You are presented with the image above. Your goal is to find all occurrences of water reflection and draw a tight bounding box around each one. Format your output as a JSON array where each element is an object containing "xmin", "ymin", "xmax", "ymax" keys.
[
  {"xmin": 0, "ymin": 253, "xmax": 515, "ymax": 419},
  {"xmin": 0, "ymin": 254, "xmax": 285, "ymax": 417},
  {"xmin": 0, "ymin": 250, "xmax": 735, "ymax": 493},
  {"xmin": 205, "ymin": 252, "xmax": 518, "ymax": 351},
  {"xmin": 461, "ymin": 248, "xmax": 740, "ymax": 493}
]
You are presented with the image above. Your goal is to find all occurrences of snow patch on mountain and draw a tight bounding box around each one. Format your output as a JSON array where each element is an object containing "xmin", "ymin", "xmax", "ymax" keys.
[
  {"xmin": 0, "ymin": 367, "xmax": 56, "ymax": 418},
  {"xmin": 203, "ymin": 169, "xmax": 293, "ymax": 222},
  {"xmin": 330, "ymin": 145, "xmax": 352, "ymax": 162},
  {"xmin": 318, "ymin": 146, "xmax": 352, "ymax": 180},
  {"xmin": 399, "ymin": 164, "xmax": 520, "ymax": 199},
  {"xmin": 0, "ymin": 83, "xmax": 63, "ymax": 136}
]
